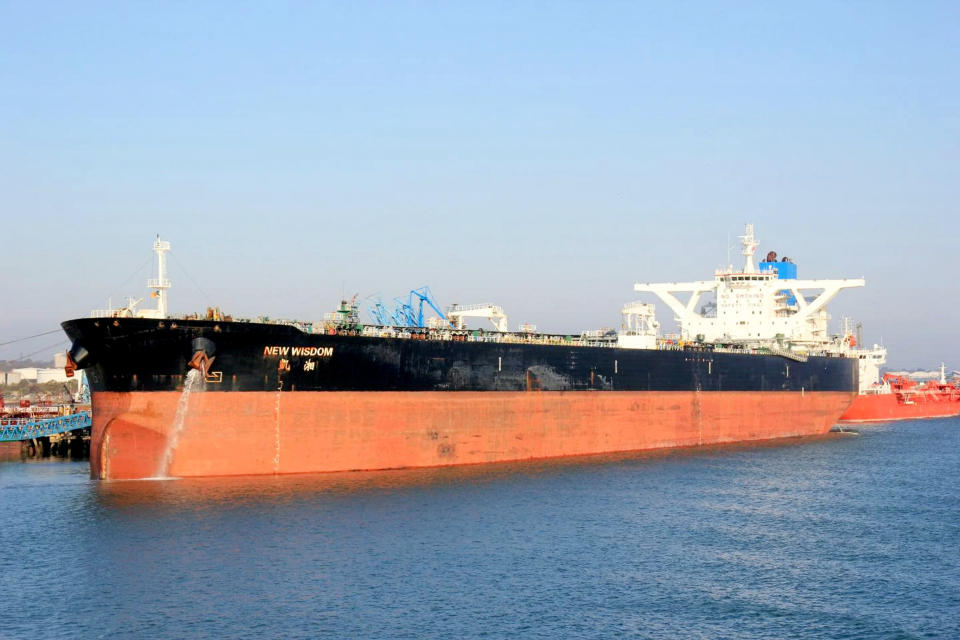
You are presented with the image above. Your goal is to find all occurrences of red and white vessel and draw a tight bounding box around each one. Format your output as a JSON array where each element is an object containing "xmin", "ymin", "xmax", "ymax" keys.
[{"xmin": 839, "ymin": 348, "xmax": 960, "ymax": 422}]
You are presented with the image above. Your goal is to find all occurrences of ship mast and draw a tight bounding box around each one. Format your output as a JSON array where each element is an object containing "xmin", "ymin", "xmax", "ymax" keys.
[
  {"xmin": 145, "ymin": 236, "xmax": 171, "ymax": 319},
  {"xmin": 88, "ymin": 236, "xmax": 172, "ymax": 319},
  {"xmin": 740, "ymin": 223, "xmax": 759, "ymax": 273}
]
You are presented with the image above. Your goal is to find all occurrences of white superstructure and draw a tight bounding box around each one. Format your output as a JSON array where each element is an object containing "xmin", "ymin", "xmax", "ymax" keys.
[
  {"xmin": 837, "ymin": 317, "xmax": 888, "ymax": 393},
  {"xmin": 617, "ymin": 301, "xmax": 659, "ymax": 349},
  {"xmin": 622, "ymin": 224, "xmax": 865, "ymax": 352}
]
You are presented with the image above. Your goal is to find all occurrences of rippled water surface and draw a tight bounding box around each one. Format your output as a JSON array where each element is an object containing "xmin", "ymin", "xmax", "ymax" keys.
[{"xmin": 2, "ymin": 419, "xmax": 959, "ymax": 639}]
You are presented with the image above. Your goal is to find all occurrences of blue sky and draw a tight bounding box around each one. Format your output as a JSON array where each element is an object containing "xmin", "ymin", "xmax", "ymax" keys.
[{"xmin": 1, "ymin": 1, "xmax": 958, "ymax": 368}]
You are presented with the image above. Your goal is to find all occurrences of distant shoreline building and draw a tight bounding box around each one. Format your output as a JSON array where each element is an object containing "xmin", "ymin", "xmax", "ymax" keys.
[{"xmin": 1, "ymin": 352, "xmax": 72, "ymax": 385}]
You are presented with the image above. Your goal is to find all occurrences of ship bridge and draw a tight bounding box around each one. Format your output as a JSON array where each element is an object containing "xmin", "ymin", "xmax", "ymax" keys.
[{"xmin": 633, "ymin": 224, "xmax": 864, "ymax": 348}]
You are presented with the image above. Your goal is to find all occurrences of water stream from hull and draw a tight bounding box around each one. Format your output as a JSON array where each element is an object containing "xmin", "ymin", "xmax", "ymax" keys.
[{"xmin": 156, "ymin": 369, "xmax": 203, "ymax": 478}]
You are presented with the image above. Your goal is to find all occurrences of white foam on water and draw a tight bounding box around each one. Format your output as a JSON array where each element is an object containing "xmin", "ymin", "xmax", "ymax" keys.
[{"xmin": 156, "ymin": 368, "xmax": 203, "ymax": 478}]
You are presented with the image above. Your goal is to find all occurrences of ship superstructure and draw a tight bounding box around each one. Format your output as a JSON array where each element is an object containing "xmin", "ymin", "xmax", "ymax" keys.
[
  {"xmin": 632, "ymin": 225, "xmax": 864, "ymax": 350},
  {"xmin": 835, "ymin": 318, "xmax": 888, "ymax": 394}
]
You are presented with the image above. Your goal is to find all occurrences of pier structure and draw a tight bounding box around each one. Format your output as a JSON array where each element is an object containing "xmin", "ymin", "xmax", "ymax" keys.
[{"xmin": 0, "ymin": 411, "xmax": 92, "ymax": 460}]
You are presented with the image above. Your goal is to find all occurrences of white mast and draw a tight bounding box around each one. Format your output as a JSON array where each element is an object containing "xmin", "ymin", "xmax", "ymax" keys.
[
  {"xmin": 740, "ymin": 223, "xmax": 759, "ymax": 273},
  {"xmin": 144, "ymin": 236, "xmax": 171, "ymax": 319},
  {"xmin": 89, "ymin": 236, "xmax": 172, "ymax": 319}
]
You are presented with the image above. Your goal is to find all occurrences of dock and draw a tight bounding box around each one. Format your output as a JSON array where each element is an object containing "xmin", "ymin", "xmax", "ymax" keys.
[{"xmin": 0, "ymin": 411, "xmax": 92, "ymax": 460}]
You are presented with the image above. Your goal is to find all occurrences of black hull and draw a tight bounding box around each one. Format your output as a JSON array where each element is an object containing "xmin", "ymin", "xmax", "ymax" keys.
[{"xmin": 61, "ymin": 318, "xmax": 858, "ymax": 394}]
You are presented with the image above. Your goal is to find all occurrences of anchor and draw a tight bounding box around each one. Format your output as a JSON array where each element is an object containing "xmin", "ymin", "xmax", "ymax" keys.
[
  {"xmin": 65, "ymin": 351, "xmax": 77, "ymax": 378},
  {"xmin": 64, "ymin": 341, "xmax": 94, "ymax": 378},
  {"xmin": 188, "ymin": 337, "xmax": 217, "ymax": 377},
  {"xmin": 188, "ymin": 350, "xmax": 216, "ymax": 376}
]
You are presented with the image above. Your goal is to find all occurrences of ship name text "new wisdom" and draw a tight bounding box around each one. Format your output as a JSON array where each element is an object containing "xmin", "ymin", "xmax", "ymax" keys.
[{"xmin": 263, "ymin": 346, "xmax": 334, "ymax": 357}]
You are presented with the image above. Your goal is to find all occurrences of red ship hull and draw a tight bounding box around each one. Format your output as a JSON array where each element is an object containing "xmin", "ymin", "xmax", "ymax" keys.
[
  {"xmin": 838, "ymin": 391, "xmax": 960, "ymax": 423},
  {"xmin": 90, "ymin": 390, "xmax": 855, "ymax": 480}
]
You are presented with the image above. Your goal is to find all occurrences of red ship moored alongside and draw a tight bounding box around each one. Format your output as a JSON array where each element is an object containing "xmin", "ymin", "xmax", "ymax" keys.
[{"xmin": 839, "ymin": 369, "xmax": 960, "ymax": 423}]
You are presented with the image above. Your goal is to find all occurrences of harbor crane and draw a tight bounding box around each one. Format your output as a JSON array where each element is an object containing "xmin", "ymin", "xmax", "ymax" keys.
[
  {"xmin": 365, "ymin": 295, "xmax": 392, "ymax": 326},
  {"xmin": 406, "ymin": 286, "xmax": 454, "ymax": 328},
  {"xmin": 380, "ymin": 286, "xmax": 454, "ymax": 328}
]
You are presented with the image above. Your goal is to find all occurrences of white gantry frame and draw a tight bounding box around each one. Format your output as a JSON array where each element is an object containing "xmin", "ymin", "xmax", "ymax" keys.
[{"xmin": 446, "ymin": 303, "xmax": 509, "ymax": 332}]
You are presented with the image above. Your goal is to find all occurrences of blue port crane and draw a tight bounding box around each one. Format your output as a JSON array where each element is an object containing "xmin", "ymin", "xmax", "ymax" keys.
[
  {"xmin": 365, "ymin": 295, "xmax": 392, "ymax": 326},
  {"xmin": 380, "ymin": 286, "xmax": 454, "ymax": 328},
  {"xmin": 392, "ymin": 296, "xmax": 417, "ymax": 326},
  {"xmin": 408, "ymin": 286, "xmax": 454, "ymax": 328}
]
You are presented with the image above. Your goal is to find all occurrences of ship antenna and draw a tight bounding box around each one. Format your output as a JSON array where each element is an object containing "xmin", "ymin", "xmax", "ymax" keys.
[{"xmin": 740, "ymin": 223, "xmax": 759, "ymax": 273}]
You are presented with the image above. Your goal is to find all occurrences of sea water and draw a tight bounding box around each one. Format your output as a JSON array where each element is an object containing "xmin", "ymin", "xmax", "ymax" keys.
[{"xmin": 1, "ymin": 418, "xmax": 958, "ymax": 639}]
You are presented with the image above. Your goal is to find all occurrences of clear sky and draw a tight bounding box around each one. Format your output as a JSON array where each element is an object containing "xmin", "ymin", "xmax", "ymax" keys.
[{"xmin": 1, "ymin": 1, "xmax": 958, "ymax": 369}]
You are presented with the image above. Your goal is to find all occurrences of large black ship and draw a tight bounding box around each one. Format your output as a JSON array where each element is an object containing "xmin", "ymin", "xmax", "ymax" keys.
[
  {"xmin": 63, "ymin": 317, "xmax": 856, "ymax": 394},
  {"xmin": 61, "ymin": 229, "xmax": 861, "ymax": 480}
]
